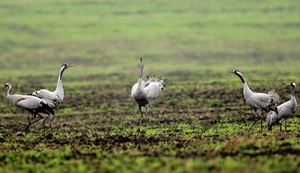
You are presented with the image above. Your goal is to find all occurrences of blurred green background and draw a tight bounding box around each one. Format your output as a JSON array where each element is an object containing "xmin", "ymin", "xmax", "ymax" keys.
[{"xmin": 1, "ymin": 0, "xmax": 299, "ymax": 82}]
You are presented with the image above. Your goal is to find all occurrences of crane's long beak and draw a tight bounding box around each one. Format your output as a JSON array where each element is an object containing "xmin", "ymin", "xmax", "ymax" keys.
[
  {"xmin": 67, "ymin": 63, "xmax": 73, "ymax": 67},
  {"xmin": 2, "ymin": 85, "xmax": 7, "ymax": 90},
  {"xmin": 229, "ymin": 70, "xmax": 235, "ymax": 73}
]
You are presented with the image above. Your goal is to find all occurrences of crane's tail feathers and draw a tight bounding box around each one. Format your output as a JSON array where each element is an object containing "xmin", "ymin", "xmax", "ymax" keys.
[
  {"xmin": 40, "ymin": 101, "xmax": 55, "ymax": 116},
  {"xmin": 159, "ymin": 79, "xmax": 167, "ymax": 88},
  {"xmin": 146, "ymin": 76, "xmax": 166, "ymax": 84},
  {"xmin": 268, "ymin": 90, "xmax": 280, "ymax": 104},
  {"xmin": 144, "ymin": 75, "xmax": 166, "ymax": 91}
]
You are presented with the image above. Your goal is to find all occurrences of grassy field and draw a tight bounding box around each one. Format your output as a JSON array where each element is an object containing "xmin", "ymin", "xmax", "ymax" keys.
[{"xmin": 1, "ymin": 0, "xmax": 300, "ymax": 172}]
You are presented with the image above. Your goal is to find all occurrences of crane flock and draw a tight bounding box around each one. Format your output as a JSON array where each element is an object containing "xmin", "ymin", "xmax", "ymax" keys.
[
  {"xmin": 3, "ymin": 82, "xmax": 55, "ymax": 134},
  {"xmin": 1, "ymin": 62, "xmax": 298, "ymax": 135},
  {"xmin": 2, "ymin": 63, "xmax": 72, "ymax": 135},
  {"xmin": 230, "ymin": 70, "xmax": 281, "ymax": 132}
]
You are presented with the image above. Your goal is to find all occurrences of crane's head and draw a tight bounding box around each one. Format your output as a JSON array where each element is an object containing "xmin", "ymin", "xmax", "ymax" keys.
[
  {"xmin": 291, "ymin": 82, "xmax": 296, "ymax": 88},
  {"xmin": 266, "ymin": 111, "xmax": 280, "ymax": 131},
  {"xmin": 266, "ymin": 111, "xmax": 277, "ymax": 131},
  {"xmin": 2, "ymin": 82, "xmax": 10, "ymax": 90},
  {"xmin": 62, "ymin": 63, "xmax": 73, "ymax": 69},
  {"xmin": 229, "ymin": 70, "xmax": 245, "ymax": 83},
  {"xmin": 229, "ymin": 70, "xmax": 242, "ymax": 76},
  {"xmin": 285, "ymin": 82, "xmax": 296, "ymax": 90},
  {"xmin": 266, "ymin": 113, "xmax": 273, "ymax": 131}
]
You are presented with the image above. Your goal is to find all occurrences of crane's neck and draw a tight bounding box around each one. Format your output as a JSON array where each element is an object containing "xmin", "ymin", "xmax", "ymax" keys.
[
  {"xmin": 5, "ymin": 84, "xmax": 12, "ymax": 97},
  {"xmin": 291, "ymin": 86, "xmax": 297, "ymax": 104},
  {"xmin": 291, "ymin": 86, "xmax": 295, "ymax": 97},
  {"xmin": 235, "ymin": 72, "xmax": 253, "ymax": 97},
  {"xmin": 137, "ymin": 78, "xmax": 144, "ymax": 91},
  {"xmin": 54, "ymin": 66, "xmax": 65, "ymax": 95},
  {"xmin": 5, "ymin": 84, "xmax": 15, "ymax": 103},
  {"xmin": 243, "ymin": 82, "xmax": 253, "ymax": 98},
  {"xmin": 139, "ymin": 63, "xmax": 144, "ymax": 79},
  {"xmin": 136, "ymin": 63, "xmax": 145, "ymax": 93},
  {"xmin": 236, "ymin": 73, "xmax": 245, "ymax": 83}
]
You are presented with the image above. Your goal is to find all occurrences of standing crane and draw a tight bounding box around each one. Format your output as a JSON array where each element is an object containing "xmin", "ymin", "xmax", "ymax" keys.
[
  {"xmin": 29, "ymin": 63, "xmax": 72, "ymax": 109},
  {"xmin": 3, "ymin": 82, "xmax": 55, "ymax": 134},
  {"xmin": 131, "ymin": 58, "xmax": 166, "ymax": 125},
  {"xmin": 230, "ymin": 70, "xmax": 280, "ymax": 132},
  {"xmin": 266, "ymin": 82, "xmax": 297, "ymax": 131}
]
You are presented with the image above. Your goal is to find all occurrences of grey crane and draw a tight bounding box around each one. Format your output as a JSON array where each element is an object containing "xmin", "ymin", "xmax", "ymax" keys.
[
  {"xmin": 131, "ymin": 58, "xmax": 166, "ymax": 125},
  {"xmin": 230, "ymin": 70, "xmax": 280, "ymax": 132},
  {"xmin": 3, "ymin": 82, "xmax": 55, "ymax": 133},
  {"xmin": 29, "ymin": 63, "xmax": 72, "ymax": 109},
  {"xmin": 266, "ymin": 82, "xmax": 297, "ymax": 131}
]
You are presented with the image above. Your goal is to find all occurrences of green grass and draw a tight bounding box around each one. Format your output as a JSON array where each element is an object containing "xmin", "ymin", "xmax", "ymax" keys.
[
  {"xmin": 1, "ymin": 0, "xmax": 300, "ymax": 172},
  {"xmin": 1, "ymin": 0, "xmax": 300, "ymax": 77}
]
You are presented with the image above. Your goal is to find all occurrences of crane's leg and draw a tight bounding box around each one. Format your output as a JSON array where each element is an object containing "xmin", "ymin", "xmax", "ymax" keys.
[
  {"xmin": 49, "ymin": 114, "xmax": 53, "ymax": 134},
  {"xmin": 30, "ymin": 114, "xmax": 44, "ymax": 126},
  {"xmin": 25, "ymin": 115, "xmax": 32, "ymax": 134},
  {"xmin": 43, "ymin": 116, "xmax": 49, "ymax": 135},
  {"xmin": 145, "ymin": 105, "xmax": 149, "ymax": 122},
  {"xmin": 25, "ymin": 113, "xmax": 43, "ymax": 134},
  {"xmin": 248, "ymin": 111, "xmax": 259, "ymax": 133},
  {"xmin": 279, "ymin": 122, "xmax": 282, "ymax": 132},
  {"xmin": 285, "ymin": 120, "xmax": 287, "ymax": 132},
  {"xmin": 139, "ymin": 105, "xmax": 143, "ymax": 125},
  {"xmin": 260, "ymin": 119, "xmax": 263, "ymax": 132},
  {"xmin": 248, "ymin": 119, "xmax": 258, "ymax": 132}
]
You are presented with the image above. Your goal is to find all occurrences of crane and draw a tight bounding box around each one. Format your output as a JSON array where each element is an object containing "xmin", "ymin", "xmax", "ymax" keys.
[
  {"xmin": 131, "ymin": 58, "xmax": 166, "ymax": 125},
  {"xmin": 266, "ymin": 82, "xmax": 297, "ymax": 131},
  {"xmin": 230, "ymin": 70, "xmax": 280, "ymax": 132},
  {"xmin": 29, "ymin": 63, "xmax": 72, "ymax": 109},
  {"xmin": 3, "ymin": 82, "xmax": 55, "ymax": 134}
]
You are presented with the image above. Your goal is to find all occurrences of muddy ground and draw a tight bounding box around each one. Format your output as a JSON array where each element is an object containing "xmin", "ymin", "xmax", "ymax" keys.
[{"xmin": 1, "ymin": 77, "xmax": 300, "ymax": 172}]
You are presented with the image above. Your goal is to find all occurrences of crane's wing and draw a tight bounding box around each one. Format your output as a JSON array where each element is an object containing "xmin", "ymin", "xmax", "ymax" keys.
[
  {"xmin": 144, "ymin": 82, "xmax": 164, "ymax": 99},
  {"xmin": 43, "ymin": 99, "xmax": 57, "ymax": 109},
  {"xmin": 30, "ymin": 89, "xmax": 63, "ymax": 104},
  {"xmin": 276, "ymin": 100, "xmax": 296, "ymax": 120},
  {"xmin": 267, "ymin": 90, "xmax": 280, "ymax": 104},
  {"xmin": 31, "ymin": 89, "xmax": 54, "ymax": 99},
  {"xmin": 255, "ymin": 93, "xmax": 272, "ymax": 103},
  {"xmin": 131, "ymin": 83, "xmax": 138, "ymax": 97},
  {"xmin": 247, "ymin": 93, "xmax": 274, "ymax": 110},
  {"xmin": 16, "ymin": 97, "xmax": 42, "ymax": 110}
]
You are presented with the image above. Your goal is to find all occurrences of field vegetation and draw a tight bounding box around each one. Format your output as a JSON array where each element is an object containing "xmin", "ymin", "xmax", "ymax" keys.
[{"xmin": 1, "ymin": 0, "xmax": 300, "ymax": 172}]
